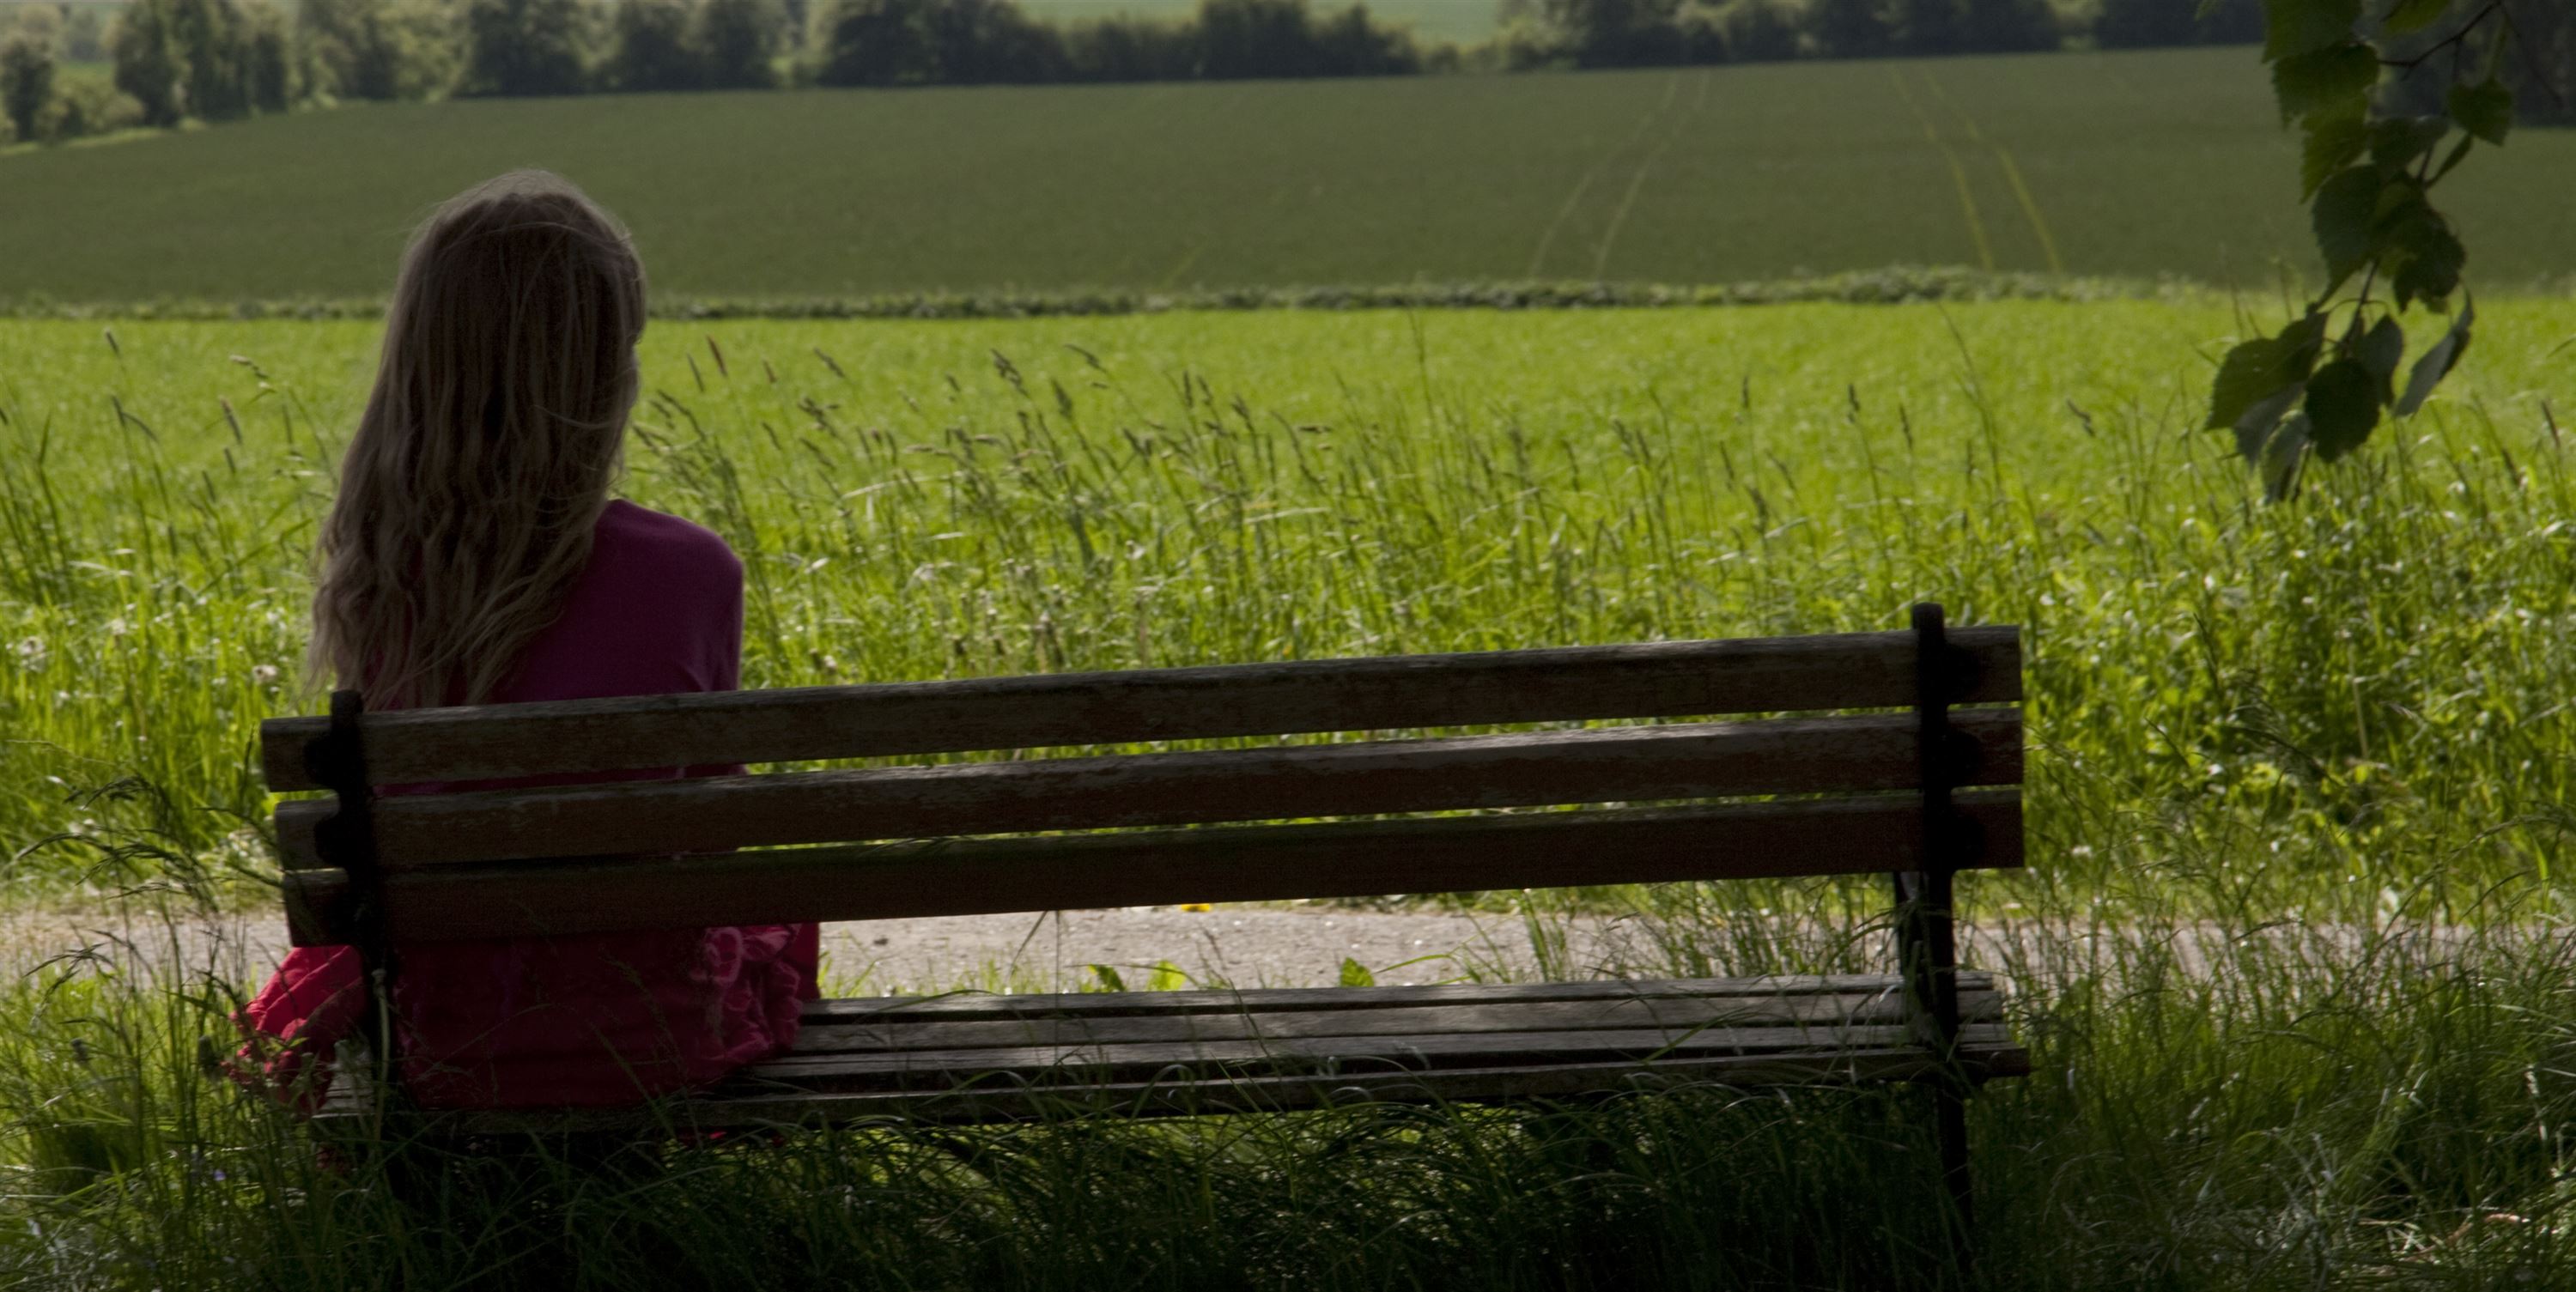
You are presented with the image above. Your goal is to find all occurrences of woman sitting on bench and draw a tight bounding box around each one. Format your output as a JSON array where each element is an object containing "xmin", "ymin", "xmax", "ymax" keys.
[{"xmin": 235, "ymin": 170, "xmax": 820, "ymax": 1110}]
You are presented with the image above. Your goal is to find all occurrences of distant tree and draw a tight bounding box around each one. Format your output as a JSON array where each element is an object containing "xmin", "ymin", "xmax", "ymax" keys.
[
  {"xmin": 609, "ymin": 0, "xmax": 702, "ymax": 88},
  {"xmin": 926, "ymin": 0, "xmax": 1065, "ymax": 82},
  {"xmin": 1955, "ymin": 0, "xmax": 2054, "ymax": 52},
  {"xmin": 170, "ymin": 0, "xmax": 250, "ymax": 119},
  {"xmin": 460, "ymin": 0, "xmax": 594, "ymax": 94},
  {"xmin": 695, "ymin": 0, "xmax": 785, "ymax": 86},
  {"xmin": 1717, "ymin": 0, "xmax": 1797, "ymax": 61},
  {"xmin": 2514, "ymin": 1, "xmax": 2573, "ymax": 124},
  {"xmin": 1314, "ymin": 2, "xmax": 1421, "ymax": 74},
  {"xmin": 111, "ymin": 0, "xmax": 184, "ymax": 124},
  {"xmin": 1802, "ymin": 0, "xmax": 1890, "ymax": 58},
  {"xmin": 240, "ymin": 0, "xmax": 292, "ymax": 109},
  {"xmin": 1885, "ymin": 0, "xmax": 1958, "ymax": 54},
  {"xmin": 2093, "ymin": 0, "xmax": 2257, "ymax": 49},
  {"xmin": 1, "ymin": 24, "xmax": 54, "ymax": 141},
  {"xmin": 1194, "ymin": 0, "xmax": 1321, "ymax": 77},
  {"xmin": 301, "ymin": 0, "xmax": 458, "ymax": 100},
  {"xmin": 1536, "ymin": 0, "xmax": 1691, "ymax": 67},
  {"xmin": 809, "ymin": 0, "xmax": 935, "ymax": 85},
  {"xmin": 45, "ymin": 73, "xmax": 146, "ymax": 136},
  {"xmin": 1060, "ymin": 14, "xmax": 1194, "ymax": 80},
  {"xmin": 64, "ymin": 5, "xmax": 106, "ymax": 61}
]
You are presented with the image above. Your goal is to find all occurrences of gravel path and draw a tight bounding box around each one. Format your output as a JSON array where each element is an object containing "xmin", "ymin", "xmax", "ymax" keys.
[{"xmin": 0, "ymin": 903, "xmax": 1622, "ymax": 993}]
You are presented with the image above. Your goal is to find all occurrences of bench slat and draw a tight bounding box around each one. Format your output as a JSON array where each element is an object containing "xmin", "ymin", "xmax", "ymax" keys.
[
  {"xmin": 784, "ymin": 988, "xmax": 2008, "ymax": 1054},
  {"xmin": 282, "ymin": 792, "xmax": 2021, "ymax": 943},
  {"xmin": 796, "ymin": 972, "xmax": 2010, "ymax": 1022},
  {"xmin": 276, "ymin": 709, "xmax": 2022, "ymax": 869},
  {"xmin": 736, "ymin": 1022, "xmax": 2021, "ymax": 1089},
  {"xmin": 318, "ymin": 1041, "xmax": 2034, "ymax": 1136},
  {"xmin": 260, "ymin": 628, "xmax": 2022, "ymax": 792}
]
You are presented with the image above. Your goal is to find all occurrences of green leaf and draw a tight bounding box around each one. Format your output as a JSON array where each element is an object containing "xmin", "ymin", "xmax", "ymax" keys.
[
  {"xmin": 1339, "ymin": 956, "xmax": 1376, "ymax": 988},
  {"xmin": 2310, "ymin": 166, "xmax": 2382, "ymax": 282},
  {"xmin": 2301, "ymin": 112, "xmax": 2370, "ymax": 197},
  {"xmin": 2259, "ymin": 412, "xmax": 2311, "ymax": 502},
  {"xmin": 2382, "ymin": 0, "xmax": 2451, "ymax": 33},
  {"xmin": 2208, "ymin": 312, "xmax": 2328, "ymax": 437},
  {"xmin": 1087, "ymin": 963, "xmax": 1127, "ymax": 992},
  {"xmin": 2385, "ymin": 208, "xmax": 2464, "ymax": 310},
  {"xmin": 2394, "ymin": 297, "xmax": 2475, "ymax": 417},
  {"xmin": 2355, "ymin": 314, "xmax": 2404, "ymax": 406},
  {"xmin": 2369, "ymin": 116, "xmax": 2451, "ymax": 169},
  {"xmin": 2448, "ymin": 77, "xmax": 2513, "ymax": 146},
  {"xmin": 2234, "ymin": 382, "xmax": 2307, "ymax": 462},
  {"xmin": 2304, "ymin": 359, "xmax": 2382, "ymax": 461},
  {"xmin": 2263, "ymin": 0, "xmax": 2361, "ymax": 59},
  {"xmin": 1147, "ymin": 960, "xmax": 1187, "ymax": 992},
  {"xmin": 2272, "ymin": 42, "xmax": 2378, "ymax": 123}
]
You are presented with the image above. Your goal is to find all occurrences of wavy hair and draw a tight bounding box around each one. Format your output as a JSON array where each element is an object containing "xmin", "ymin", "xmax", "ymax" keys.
[{"xmin": 310, "ymin": 171, "xmax": 647, "ymax": 708}]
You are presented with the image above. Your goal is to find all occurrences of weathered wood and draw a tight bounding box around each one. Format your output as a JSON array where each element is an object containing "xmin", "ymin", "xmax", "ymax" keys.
[
  {"xmin": 794, "ymin": 972, "xmax": 2010, "ymax": 1022},
  {"xmin": 276, "ymin": 709, "xmax": 2023, "ymax": 870},
  {"xmin": 282, "ymin": 792, "xmax": 2023, "ymax": 943},
  {"xmin": 260, "ymin": 628, "xmax": 2023, "ymax": 791},
  {"xmin": 782, "ymin": 988, "xmax": 2009, "ymax": 1055},
  {"xmin": 737, "ymin": 1022, "xmax": 2020, "ymax": 1089},
  {"xmin": 313, "ymin": 1040, "xmax": 2034, "ymax": 1137}
]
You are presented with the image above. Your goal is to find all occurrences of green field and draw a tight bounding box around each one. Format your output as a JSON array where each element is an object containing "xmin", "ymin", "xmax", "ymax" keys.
[
  {"xmin": 3, "ymin": 46, "xmax": 2571, "ymax": 306},
  {"xmin": 6, "ymin": 300, "xmax": 2573, "ymax": 896},
  {"xmin": 6, "ymin": 300, "xmax": 2576, "ymax": 1284}
]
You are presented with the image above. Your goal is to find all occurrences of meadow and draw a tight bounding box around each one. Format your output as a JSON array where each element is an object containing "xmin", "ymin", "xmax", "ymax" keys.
[
  {"xmin": 3, "ymin": 46, "xmax": 2573, "ymax": 306},
  {"xmin": 3, "ymin": 295, "xmax": 2576, "ymax": 1285}
]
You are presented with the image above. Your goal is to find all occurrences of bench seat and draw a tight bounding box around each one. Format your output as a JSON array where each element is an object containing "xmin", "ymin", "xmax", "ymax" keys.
[{"xmin": 318, "ymin": 973, "xmax": 2026, "ymax": 1136}]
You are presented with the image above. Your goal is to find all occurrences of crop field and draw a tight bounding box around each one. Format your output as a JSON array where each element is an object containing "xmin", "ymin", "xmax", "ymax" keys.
[
  {"xmin": 6, "ymin": 298, "xmax": 2574, "ymax": 899},
  {"xmin": 3, "ymin": 46, "xmax": 2572, "ymax": 306},
  {"xmin": 5, "ymin": 299, "xmax": 2576, "ymax": 1285}
]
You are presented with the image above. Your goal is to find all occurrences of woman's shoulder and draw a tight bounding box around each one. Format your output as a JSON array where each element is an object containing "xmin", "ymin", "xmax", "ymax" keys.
[{"xmin": 594, "ymin": 500, "xmax": 743, "ymax": 585}]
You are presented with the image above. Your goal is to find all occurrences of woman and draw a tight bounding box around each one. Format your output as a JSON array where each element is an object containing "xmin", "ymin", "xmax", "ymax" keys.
[{"xmin": 238, "ymin": 171, "xmax": 819, "ymax": 1110}]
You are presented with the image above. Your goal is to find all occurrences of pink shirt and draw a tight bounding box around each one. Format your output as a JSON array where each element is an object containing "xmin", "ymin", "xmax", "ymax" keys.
[{"xmin": 240, "ymin": 501, "xmax": 820, "ymax": 1109}]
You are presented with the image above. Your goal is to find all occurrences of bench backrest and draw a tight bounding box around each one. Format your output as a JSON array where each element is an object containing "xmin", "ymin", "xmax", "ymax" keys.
[{"xmin": 262, "ymin": 608, "xmax": 2023, "ymax": 948}]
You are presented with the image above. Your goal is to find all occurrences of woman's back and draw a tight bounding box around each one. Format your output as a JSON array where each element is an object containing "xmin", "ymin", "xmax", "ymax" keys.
[
  {"xmin": 244, "ymin": 502, "xmax": 817, "ymax": 1108},
  {"xmin": 234, "ymin": 172, "xmax": 816, "ymax": 1111}
]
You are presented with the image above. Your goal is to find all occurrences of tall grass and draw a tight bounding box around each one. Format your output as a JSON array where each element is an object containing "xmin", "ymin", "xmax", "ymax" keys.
[
  {"xmin": 3, "ymin": 803, "xmax": 2576, "ymax": 1288},
  {"xmin": 3, "ymin": 302, "xmax": 2572, "ymax": 907},
  {"xmin": 0, "ymin": 300, "xmax": 2573, "ymax": 1284}
]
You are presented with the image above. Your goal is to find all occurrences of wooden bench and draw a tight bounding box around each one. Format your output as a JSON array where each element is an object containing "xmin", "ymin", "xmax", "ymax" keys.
[{"xmin": 260, "ymin": 604, "xmax": 2026, "ymax": 1227}]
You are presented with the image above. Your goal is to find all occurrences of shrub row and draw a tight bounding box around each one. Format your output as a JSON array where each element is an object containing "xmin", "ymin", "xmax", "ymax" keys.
[{"xmin": 0, "ymin": 267, "xmax": 2184, "ymax": 319}]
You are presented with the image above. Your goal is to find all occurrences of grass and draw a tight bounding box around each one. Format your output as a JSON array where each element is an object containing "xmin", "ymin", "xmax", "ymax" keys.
[
  {"xmin": 3, "ymin": 295, "xmax": 2576, "ymax": 1284},
  {"xmin": 3, "ymin": 47, "xmax": 2572, "ymax": 305}
]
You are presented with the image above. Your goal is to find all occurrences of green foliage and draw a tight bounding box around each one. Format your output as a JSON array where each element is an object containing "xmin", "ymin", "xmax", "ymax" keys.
[
  {"xmin": 459, "ymin": 0, "xmax": 594, "ymax": 94},
  {"xmin": 1803, "ymin": 0, "xmax": 1891, "ymax": 57},
  {"xmin": 2208, "ymin": 0, "xmax": 2512, "ymax": 500},
  {"xmin": 1717, "ymin": 0, "xmax": 1798, "ymax": 61},
  {"xmin": 696, "ymin": 0, "xmax": 787, "ymax": 87},
  {"xmin": 609, "ymin": 0, "xmax": 704, "ymax": 89},
  {"xmin": 0, "ymin": 26, "xmax": 54, "ymax": 143},
  {"xmin": 109, "ymin": 0, "xmax": 183, "ymax": 125},
  {"xmin": 301, "ymin": 0, "xmax": 462, "ymax": 100},
  {"xmin": 809, "ymin": 0, "xmax": 936, "ymax": 84},
  {"xmin": 2093, "ymin": 0, "xmax": 2261, "ymax": 48}
]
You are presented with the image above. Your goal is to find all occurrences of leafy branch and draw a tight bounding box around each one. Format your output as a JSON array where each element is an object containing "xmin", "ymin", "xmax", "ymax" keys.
[{"xmin": 2208, "ymin": 0, "xmax": 2518, "ymax": 500}]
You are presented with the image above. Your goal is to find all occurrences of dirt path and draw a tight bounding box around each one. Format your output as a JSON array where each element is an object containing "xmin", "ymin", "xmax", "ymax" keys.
[{"xmin": 0, "ymin": 903, "xmax": 1622, "ymax": 993}]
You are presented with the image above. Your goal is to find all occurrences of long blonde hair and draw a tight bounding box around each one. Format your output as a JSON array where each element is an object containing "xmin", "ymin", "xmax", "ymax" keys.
[{"xmin": 310, "ymin": 170, "xmax": 647, "ymax": 708}]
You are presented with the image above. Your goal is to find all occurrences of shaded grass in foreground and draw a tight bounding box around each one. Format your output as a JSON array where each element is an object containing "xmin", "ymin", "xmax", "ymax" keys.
[{"xmin": 3, "ymin": 846, "xmax": 2575, "ymax": 1289}]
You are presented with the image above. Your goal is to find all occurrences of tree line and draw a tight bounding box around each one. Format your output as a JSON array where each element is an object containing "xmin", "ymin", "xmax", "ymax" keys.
[{"xmin": 3, "ymin": 0, "xmax": 2568, "ymax": 148}]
